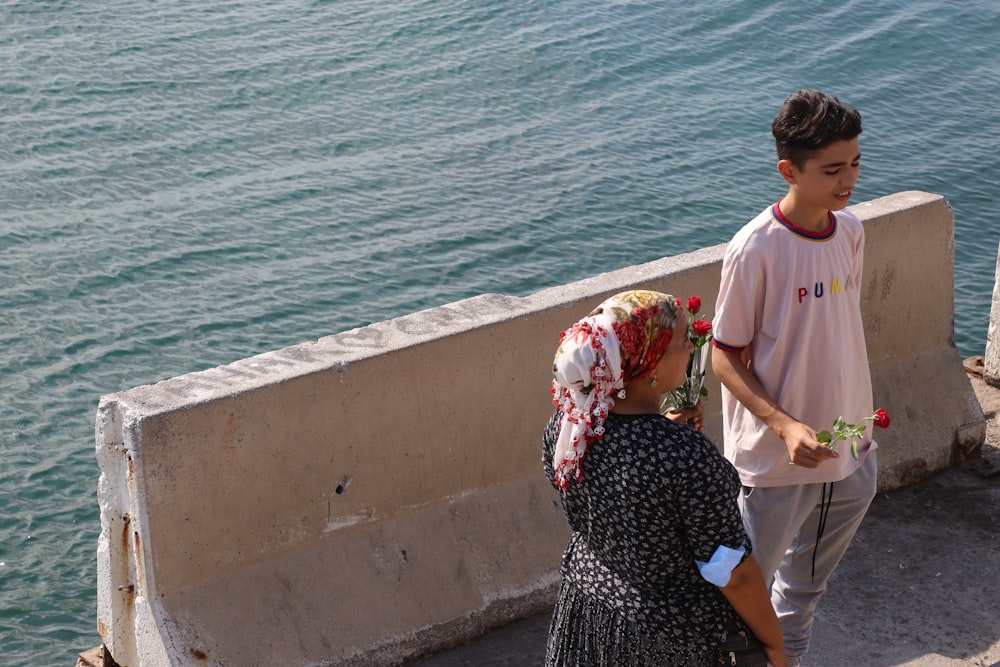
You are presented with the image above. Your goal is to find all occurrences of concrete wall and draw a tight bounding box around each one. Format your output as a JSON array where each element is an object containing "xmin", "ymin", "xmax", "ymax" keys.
[
  {"xmin": 984, "ymin": 241, "xmax": 1000, "ymax": 385},
  {"xmin": 94, "ymin": 191, "xmax": 984, "ymax": 666}
]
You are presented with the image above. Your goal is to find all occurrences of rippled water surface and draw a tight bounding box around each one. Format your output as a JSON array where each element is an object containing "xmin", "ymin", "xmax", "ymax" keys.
[{"xmin": 1, "ymin": 1, "xmax": 998, "ymax": 663}]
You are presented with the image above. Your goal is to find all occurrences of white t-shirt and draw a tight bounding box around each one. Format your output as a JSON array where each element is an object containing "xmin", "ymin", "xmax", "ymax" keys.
[{"xmin": 713, "ymin": 204, "xmax": 876, "ymax": 487}]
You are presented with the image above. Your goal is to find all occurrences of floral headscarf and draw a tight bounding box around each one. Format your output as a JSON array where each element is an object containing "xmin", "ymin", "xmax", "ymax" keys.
[{"xmin": 549, "ymin": 290, "xmax": 680, "ymax": 489}]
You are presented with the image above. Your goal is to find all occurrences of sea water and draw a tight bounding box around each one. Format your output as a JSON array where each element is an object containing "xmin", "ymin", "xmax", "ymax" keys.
[{"xmin": 1, "ymin": 1, "xmax": 998, "ymax": 663}]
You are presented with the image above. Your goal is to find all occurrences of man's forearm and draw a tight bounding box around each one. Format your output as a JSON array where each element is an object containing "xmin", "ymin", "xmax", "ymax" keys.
[{"xmin": 711, "ymin": 345, "xmax": 790, "ymax": 432}]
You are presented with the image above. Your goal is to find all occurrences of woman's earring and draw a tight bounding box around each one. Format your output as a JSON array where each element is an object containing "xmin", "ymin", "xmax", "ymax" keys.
[{"xmin": 651, "ymin": 374, "xmax": 658, "ymax": 389}]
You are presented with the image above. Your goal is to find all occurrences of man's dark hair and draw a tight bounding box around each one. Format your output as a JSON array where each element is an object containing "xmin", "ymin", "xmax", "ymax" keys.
[{"xmin": 772, "ymin": 89, "xmax": 862, "ymax": 169}]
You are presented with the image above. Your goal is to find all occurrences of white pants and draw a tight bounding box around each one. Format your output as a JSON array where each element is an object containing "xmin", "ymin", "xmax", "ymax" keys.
[{"xmin": 739, "ymin": 451, "xmax": 877, "ymax": 659}]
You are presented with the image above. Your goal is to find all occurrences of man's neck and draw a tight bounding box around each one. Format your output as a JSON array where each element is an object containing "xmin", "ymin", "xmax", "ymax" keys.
[{"xmin": 777, "ymin": 194, "xmax": 830, "ymax": 233}]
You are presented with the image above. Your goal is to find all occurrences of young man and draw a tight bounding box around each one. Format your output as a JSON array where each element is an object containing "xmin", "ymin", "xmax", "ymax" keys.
[{"xmin": 711, "ymin": 89, "xmax": 878, "ymax": 666}]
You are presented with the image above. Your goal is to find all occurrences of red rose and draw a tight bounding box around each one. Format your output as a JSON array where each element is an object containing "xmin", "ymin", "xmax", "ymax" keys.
[
  {"xmin": 686, "ymin": 296, "xmax": 701, "ymax": 315},
  {"xmin": 692, "ymin": 319, "xmax": 712, "ymax": 337},
  {"xmin": 873, "ymin": 408, "xmax": 890, "ymax": 429}
]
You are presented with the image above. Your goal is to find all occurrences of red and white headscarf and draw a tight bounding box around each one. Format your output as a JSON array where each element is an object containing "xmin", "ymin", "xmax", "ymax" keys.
[{"xmin": 550, "ymin": 290, "xmax": 679, "ymax": 489}]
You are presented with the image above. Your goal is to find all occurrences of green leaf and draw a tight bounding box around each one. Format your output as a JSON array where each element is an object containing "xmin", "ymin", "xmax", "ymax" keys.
[{"xmin": 817, "ymin": 430, "xmax": 832, "ymax": 443}]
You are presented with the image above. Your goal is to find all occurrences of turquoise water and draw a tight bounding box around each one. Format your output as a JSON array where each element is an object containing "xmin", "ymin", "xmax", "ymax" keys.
[{"xmin": 1, "ymin": 1, "xmax": 998, "ymax": 663}]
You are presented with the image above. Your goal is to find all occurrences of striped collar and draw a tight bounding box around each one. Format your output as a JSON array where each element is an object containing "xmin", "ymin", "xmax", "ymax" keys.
[{"xmin": 771, "ymin": 203, "xmax": 836, "ymax": 240}]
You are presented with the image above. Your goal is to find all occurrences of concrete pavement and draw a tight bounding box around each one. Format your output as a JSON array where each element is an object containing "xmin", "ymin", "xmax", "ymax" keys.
[{"xmin": 407, "ymin": 367, "xmax": 1000, "ymax": 667}]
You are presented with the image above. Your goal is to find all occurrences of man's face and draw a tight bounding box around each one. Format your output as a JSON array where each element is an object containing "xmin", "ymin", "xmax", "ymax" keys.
[{"xmin": 788, "ymin": 138, "xmax": 861, "ymax": 212}]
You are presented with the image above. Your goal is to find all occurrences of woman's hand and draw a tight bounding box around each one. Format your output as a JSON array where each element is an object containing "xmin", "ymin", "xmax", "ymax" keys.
[{"xmin": 664, "ymin": 401, "xmax": 705, "ymax": 432}]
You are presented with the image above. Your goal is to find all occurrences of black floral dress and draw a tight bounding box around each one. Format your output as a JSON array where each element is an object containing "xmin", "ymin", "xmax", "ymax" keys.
[{"xmin": 542, "ymin": 411, "xmax": 751, "ymax": 667}]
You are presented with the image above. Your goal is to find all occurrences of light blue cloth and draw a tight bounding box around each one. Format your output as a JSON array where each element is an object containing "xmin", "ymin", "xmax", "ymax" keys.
[{"xmin": 695, "ymin": 545, "xmax": 746, "ymax": 587}]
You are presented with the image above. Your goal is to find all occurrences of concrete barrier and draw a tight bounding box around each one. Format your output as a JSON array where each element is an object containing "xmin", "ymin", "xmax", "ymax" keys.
[
  {"xmin": 984, "ymin": 240, "xmax": 1000, "ymax": 386},
  {"xmin": 94, "ymin": 191, "xmax": 984, "ymax": 666}
]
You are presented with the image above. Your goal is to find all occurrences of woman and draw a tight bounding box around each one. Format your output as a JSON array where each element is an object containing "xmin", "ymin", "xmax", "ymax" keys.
[{"xmin": 543, "ymin": 290, "xmax": 785, "ymax": 667}]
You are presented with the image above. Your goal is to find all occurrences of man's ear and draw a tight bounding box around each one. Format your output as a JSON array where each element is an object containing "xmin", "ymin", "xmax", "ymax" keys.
[{"xmin": 777, "ymin": 159, "xmax": 797, "ymax": 185}]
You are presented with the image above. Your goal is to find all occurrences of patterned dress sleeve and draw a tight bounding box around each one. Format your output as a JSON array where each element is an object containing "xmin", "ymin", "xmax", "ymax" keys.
[{"xmin": 668, "ymin": 430, "xmax": 751, "ymax": 565}]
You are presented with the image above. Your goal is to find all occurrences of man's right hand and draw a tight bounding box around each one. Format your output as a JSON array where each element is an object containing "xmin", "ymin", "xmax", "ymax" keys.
[{"xmin": 778, "ymin": 419, "xmax": 839, "ymax": 468}]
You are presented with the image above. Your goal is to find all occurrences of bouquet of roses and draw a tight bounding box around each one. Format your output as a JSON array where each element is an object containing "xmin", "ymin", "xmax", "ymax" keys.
[
  {"xmin": 817, "ymin": 408, "xmax": 890, "ymax": 460},
  {"xmin": 661, "ymin": 296, "xmax": 713, "ymax": 413}
]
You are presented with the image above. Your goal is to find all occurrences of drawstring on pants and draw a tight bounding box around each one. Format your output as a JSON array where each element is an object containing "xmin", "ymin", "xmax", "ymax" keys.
[{"xmin": 811, "ymin": 482, "xmax": 834, "ymax": 582}]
